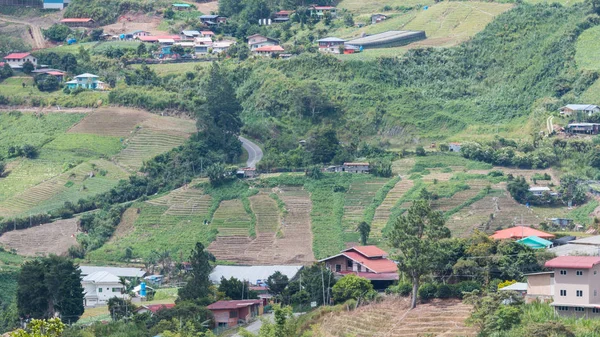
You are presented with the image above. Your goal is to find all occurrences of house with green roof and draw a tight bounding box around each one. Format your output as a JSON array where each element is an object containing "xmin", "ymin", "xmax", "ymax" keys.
[{"xmin": 517, "ymin": 236, "xmax": 553, "ymax": 249}]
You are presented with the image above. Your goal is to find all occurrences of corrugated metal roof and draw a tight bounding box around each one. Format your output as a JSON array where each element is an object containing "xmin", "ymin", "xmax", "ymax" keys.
[
  {"xmin": 561, "ymin": 104, "xmax": 599, "ymax": 110},
  {"xmin": 499, "ymin": 282, "xmax": 527, "ymax": 291},
  {"xmin": 79, "ymin": 266, "xmax": 146, "ymax": 278},
  {"xmin": 209, "ymin": 265, "xmax": 303, "ymax": 284},
  {"xmin": 207, "ymin": 300, "xmax": 262, "ymax": 310},
  {"xmin": 317, "ymin": 37, "xmax": 345, "ymax": 42},
  {"xmin": 549, "ymin": 243, "xmax": 600, "ymax": 256},
  {"xmin": 82, "ymin": 271, "xmax": 120, "ymax": 283},
  {"xmin": 545, "ymin": 256, "xmax": 600, "ymax": 269},
  {"xmin": 569, "ymin": 235, "xmax": 600, "ymax": 245},
  {"xmin": 3, "ymin": 53, "xmax": 31, "ymax": 59},
  {"xmin": 490, "ymin": 226, "xmax": 555, "ymax": 240},
  {"xmin": 342, "ymin": 246, "xmax": 387, "ymax": 257},
  {"xmin": 346, "ymin": 30, "xmax": 424, "ymax": 45}
]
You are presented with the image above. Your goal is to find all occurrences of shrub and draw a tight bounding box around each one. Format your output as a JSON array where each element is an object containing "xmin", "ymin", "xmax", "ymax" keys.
[
  {"xmin": 454, "ymin": 281, "xmax": 481, "ymax": 298},
  {"xmin": 415, "ymin": 146, "xmax": 426, "ymax": 156},
  {"xmin": 435, "ymin": 284, "xmax": 452, "ymax": 299},
  {"xmin": 43, "ymin": 24, "xmax": 72, "ymax": 42},
  {"xmin": 418, "ymin": 283, "xmax": 437, "ymax": 301},
  {"xmin": 385, "ymin": 282, "xmax": 412, "ymax": 296}
]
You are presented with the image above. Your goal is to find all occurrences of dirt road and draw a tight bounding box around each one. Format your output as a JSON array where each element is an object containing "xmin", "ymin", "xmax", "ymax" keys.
[{"xmin": 0, "ymin": 15, "xmax": 45, "ymax": 49}]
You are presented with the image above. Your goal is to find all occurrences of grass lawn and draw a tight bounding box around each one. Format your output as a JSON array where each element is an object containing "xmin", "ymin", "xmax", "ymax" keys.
[
  {"xmin": 0, "ymin": 76, "xmax": 107, "ymax": 106},
  {"xmin": 576, "ymin": 25, "xmax": 600, "ymax": 71},
  {"xmin": 338, "ymin": 0, "xmax": 435, "ymax": 13}
]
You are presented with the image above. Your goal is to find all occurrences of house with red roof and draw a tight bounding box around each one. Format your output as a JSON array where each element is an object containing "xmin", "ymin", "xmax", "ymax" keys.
[
  {"xmin": 206, "ymin": 299, "xmax": 263, "ymax": 328},
  {"xmin": 490, "ymin": 226, "xmax": 555, "ymax": 240},
  {"xmin": 319, "ymin": 246, "xmax": 398, "ymax": 289},
  {"xmin": 541, "ymin": 256, "xmax": 600, "ymax": 317},
  {"xmin": 60, "ymin": 18, "xmax": 95, "ymax": 27},
  {"xmin": 3, "ymin": 53, "xmax": 37, "ymax": 69},
  {"xmin": 134, "ymin": 303, "xmax": 175, "ymax": 315},
  {"xmin": 253, "ymin": 45, "xmax": 284, "ymax": 57},
  {"xmin": 273, "ymin": 10, "xmax": 294, "ymax": 22},
  {"xmin": 309, "ymin": 4, "xmax": 337, "ymax": 18}
]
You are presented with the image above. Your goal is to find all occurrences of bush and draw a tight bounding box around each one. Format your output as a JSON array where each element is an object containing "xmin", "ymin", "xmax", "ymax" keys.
[
  {"xmin": 435, "ymin": 284, "xmax": 452, "ymax": 299},
  {"xmin": 453, "ymin": 281, "xmax": 481, "ymax": 298},
  {"xmin": 43, "ymin": 24, "xmax": 72, "ymax": 42},
  {"xmin": 386, "ymin": 282, "xmax": 412, "ymax": 296},
  {"xmin": 415, "ymin": 146, "xmax": 426, "ymax": 156},
  {"xmin": 418, "ymin": 283, "xmax": 437, "ymax": 301}
]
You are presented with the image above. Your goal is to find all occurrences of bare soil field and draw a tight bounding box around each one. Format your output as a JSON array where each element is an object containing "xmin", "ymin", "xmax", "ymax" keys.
[
  {"xmin": 0, "ymin": 218, "xmax": 78, "ymax": 256},
  {"xmin": 108, "ymin": 207, "xmax": 139, "ymax": 244},
  {"xmin": 317, "ymin": 298, "xmax": 477, "ymax": 337},
  {"xmin": 101, "ymin": 12, "xmax": 167, "ymax": 36}
]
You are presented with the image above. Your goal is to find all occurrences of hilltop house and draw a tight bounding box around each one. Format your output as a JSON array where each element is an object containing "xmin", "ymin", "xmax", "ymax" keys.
[
  {"xmin": 549, "ymin": 235, "xmax": 600, "ymax": 256},
  {"xmin": 254, "ymin": 45, "xmax": 284, "ymax": 56},
  {"xmin": 212, "ymin": 40, "xmax": 235, "ymax": 53},
  {"xmin": 449, "ymin": 142, "xmax": 462, "ymax": 152},
  {"xmin": 559, "ymin": 104, "xmax": 600, "ymax": 117},
  {"xmin": 342, "ymin": 162, "xmax": 370, "ymax": 173},
  {"xmin": 371, "ymin": 13, "xmax": 388, "ymax": 24},
  {"xmin": 529, "ymin": 186, "xmax": 551, "ymax": 196},
  {"xmin": 3, "ymin": 53, "xmax": 37, "ymax": 69},
  {"xmin": 181, "ymin": 30, "xmax": 201, "ymax": 38},
  {"xmin": 274, "ymin": 10, "xmax": 293, "ymax": 22},
  {"xmin": 490, "ymin": 226, "xmax": 555, "ymax": 240},
  {"xmin": 82, "ymin": 271, "xmax": 126, "ymax": 307},
  {"xmin": 207, "ymin": 300, "xmax": 263, "ymax": 328},
  {"xmin": 199, "ymin": 15, "xmax": 226, "ymax": 26},
  {"xmin": 200, "ymin": 31, "xmax": 215, "ymax": 37},
  {"xmin": 66, "ymin": 73, "xmax": 106, "ymax": 90},
  {"xmin": 566, "ymin": 123, "xmax": 600, "ymax": 135},
  {"xmin": 524, "ymin": 271, "xmax": 555, "ymax": 303},
  {"xmin": 247, "ymin": 34, "xmax": 279, "ymax": 50},
  {"xmin": 319, "ymin": 246, "xmax": 399, "ymax": 289},
  {"xmin": 543, "ymin": 256, "xmax": 600, "ymax": 317},
  {"xmin": 317, "ymin": 37, "xmax": 345, "ymax": 53},
  {"xmin": 172, "ymin": 3, "xmax": 191, "ymax": 10},
  {"xmin": 79, "ymin": 266, "xmax": 146, "ymax": 278},
  {"xmin": 129, "ymin": 30, "xmax": 150, "ymax": 38},
  {"xmin": 309, "ymin": 5, "xmax": 337, "ymax": 18}
]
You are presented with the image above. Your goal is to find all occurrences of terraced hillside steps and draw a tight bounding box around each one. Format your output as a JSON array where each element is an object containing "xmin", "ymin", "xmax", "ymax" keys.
[
  {"xmin": 147, "ymin": 186, "xmax": 211, "ymax": 216},
  {"xmin": 341, "ymin": 179, "xmax": 388, "ymax": 238},
  {"xmin": 371, "ymin": 179, "xmax": 414, "ymax": 237},
  {"xmin": 318, "ymin": 298, "xmax": 477, "ymax": 337},
  {"xmin": 113, "ymin": 129, "xmax": 189, "ymax": 172}
]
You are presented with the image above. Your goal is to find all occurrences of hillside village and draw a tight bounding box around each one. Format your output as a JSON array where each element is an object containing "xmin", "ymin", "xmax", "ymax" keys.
[{"xmin": 3, "ymin": 0, "xmax": 600, "ymax": 336}]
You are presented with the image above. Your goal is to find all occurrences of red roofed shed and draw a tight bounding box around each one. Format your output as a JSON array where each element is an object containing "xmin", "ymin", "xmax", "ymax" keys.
[
  {"xmin": 490, "ymin": 226, "xmax": 555, "ymax": 240},
  {"xmin": 207, "ymin": 300, "xmax": 263, "ymax": 328}
]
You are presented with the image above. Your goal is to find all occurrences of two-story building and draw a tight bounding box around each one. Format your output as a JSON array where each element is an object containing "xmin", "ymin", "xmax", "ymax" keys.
[
  {"xmin": 559, "ymin": 104, "xmax": 600, "ymax": 117},
  {"xmin": 273, "ymin": 10, "xmax": 293, "ymax": 22},
  {"xmin": 82, "ymin": 271, "xmax": 126, "ymax": 307},
  {"xmin": 309, "ymin": 5, "xmax": 337, "ymax": 18},
  {"xmin": 247, "ymin": 34, "xmax": 279, "ymax": 51},
  {"xmin": 319, "ymin": 246, "xmax": 398, "ymax": 289},
  {"xmin": 3, "ymin": 53, "xmax": 37, "ymax": 69},
  {"xmin": 544, "ymin": 256, "xmax": 600, "ymax": 317},
  {"xmin": 65, "ymin": 73, "xmax": 106, "ymax": 90},
  {"xmin": 317, "ymin": 37, "xmax": 345, "ymax": 54},
  {"xmin": 207, "ymin": 300, "xmax": 263, "ymax": 328}
]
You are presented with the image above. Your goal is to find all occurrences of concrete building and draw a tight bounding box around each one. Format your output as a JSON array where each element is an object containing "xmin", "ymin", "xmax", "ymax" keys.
[
  {"xmin": 529, "ymin": 186, "xmax": 551, "ymax": 196},
  {"xmin": 247, "ymin": 34, "xmax": 279, "ymax": 51},
  {"xmin": 524, "ymin": 271, "xmax": 554, "ymax": 303},
  {"xmin": 342, "ymin": 162, "xmax": 370, "ymax": 173},
  {"xmin": 317, "ymin": 37, "xmax": 345, "ymax": 54},
  {"xmin": 65, "ymin": 73, "xmax": 106, "ymax": 90},
  {"xmin": 43, "ymin": 0, "xmax": 70, "ymax": 9},
  {"xmin": 3, "ymin": 52, "xmax": 37, "ymax": 69},
  {"xmin": 207, "ymin": 300, "xmax": 263, "ymax": 328},
  {"xmin": 545, "ymin": 256, "xmax": 600, "ymax": 317},
  {"xmin": 559, "ymin": 104, "xmax": 600, "ymax": 117},
  {"xmin": 82, "ymin": 271, "xmax": 126, "ymax": 307}
]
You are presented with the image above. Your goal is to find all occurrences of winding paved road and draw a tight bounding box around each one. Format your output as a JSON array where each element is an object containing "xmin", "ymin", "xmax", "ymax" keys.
[{"xmin": 239, "ymin": 136, "xmax": 263, "ymax": 168}]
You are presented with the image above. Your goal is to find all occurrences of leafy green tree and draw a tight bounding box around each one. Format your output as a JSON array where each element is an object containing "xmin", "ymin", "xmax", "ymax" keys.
[
  {"xmin": 0, "ymin": 63, "xmax": 13, "ymax": 79},
  {"xmin": 43, "ymin": 24, "xmax": 72, "ymax": 42},
  {"xmin": 197, "ymin": 63, "xmax": 243, "ymax": 162},
  {"xmin": 309, "ymin": 128, "xmax": 339, "ymax": 164},
  {"xmin": 266, "ymin": 271, "xmax": 289, "ymax": 298},
  {"xmin": 178, "ymin": 242, "xmax": 215, "ymax": 301},
  {"xmin": 137, "ymin": 42, "xmax": 147, "ymax": 56},
  {"xmin": 164, "ymin": 7, "xmax": 175, "ymax": 19},
  {"xmin": 60, "ymin": 54, "xmax": 78, "ymax": 73},
  {"xmin": 108, "ymin": 297, "xmax": 135, "ymax": 321},
  {"xmin": 415, "ymin": 146, "xmax": 426, "ymax": 156},
  {"xmin": 206, "ymin": 163, "xmax": 227, "ymax": 186},
  {"xmin": 218, "ymin": 277, "xmax": 258, "ymax": 300},
  {"xmin": 344, "ymin": 14, "xmax": 354, "ymax": 27},
  {"xmin": 239, "ymin": 304, "xmax": 292, "ymax": 337},
  {"xmin": 506, "ymin": 175, "xmax": 530, "ymax": 204},
  {"xmin": 34, "ymin": 74, "xmax": 60, "ymax": 92},
  {"xmin": 305, "ymin": 165, "xmax": 322, "ymax": 179},
  {"xmin": 17, "ymin": 260, "xmax": 48, "ymax": 319},
  {"xmin": 11, "ymin": 318, "xmax": 65, "ymax": 337},
  {"xmin": 331, "ymin": 274, "xmax": 374, "ymax": 303},
  {"xmin": 22, "ymin": 61, "xmax": 34, "ymax": 74},
  {"xmin": 171, "ymin": 45, "xmax": 185, "ymax": 56},
  {"xmin": 387, "ymin": 199, "xmax": 451, "ymax": 308},
  {"xmin": 357, "ymin": 221, "xmax": 370, "ymax": 245},
  {"xmin": 464, "ymin": 290, "xmax": 523, "ymax": 336},
  {"xmin": 89, "ymin": 28, "xmax": 104, "ymax": 41},
  {"xmin": 0, "ymin": 161, "xmax": 5, "ymax": 178}
]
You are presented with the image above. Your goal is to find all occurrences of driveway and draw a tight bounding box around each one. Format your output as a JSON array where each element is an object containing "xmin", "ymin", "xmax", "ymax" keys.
[
  {"xmin": 232, "ymin": 313, "xmax": 273, "ymax": 336},
  {"xmin": 239, "ymin": 136, "xmax": 263, "ymax": 168}
]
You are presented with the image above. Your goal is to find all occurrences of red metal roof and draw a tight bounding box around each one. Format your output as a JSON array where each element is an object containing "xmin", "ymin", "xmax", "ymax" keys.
[
  {"xmin": 343, "ymin": 246, "xmax": 388, "ymax": 258},
  {"xmin": 201, "ymin": 31, "xmax": 215, "ymax": 35},
  {"xmin": 60, "ymin": 18, "xmax": 94, "ymax": 23},
  {"xmin": 545, "ymin": 256, "xmax": 600, "ymax": 269},
  {"xmin": 47, "ymin": 71, "xmax": 65, "ymax": 76},
  {"xmin": 137, "ymin": 303, "xmax": 175, "ymax": 313},
  {"xmin": 338, "ymin": 271, "xmax": 399, "ymax": 281},
  {"xmin": 490, "ymin": 226, "xmax": 555, "ymax": 240},
  {"xmin": 276, "ymin": 10, "xmax": 293, "ymax": 15},
  {"xmin": 343, "ymin": 251, "xmax": 398, "ymax": 273},
  {"xmin": 3, "ymin": 53, "xmax": 31, "ymax": 60},
  {"xmin": 255, "ymin": 45, "xmax": 284, "ymax": 52},
  {"xmin": 207, "ymin": 300, "xmax": 262, "ymax": 310}
]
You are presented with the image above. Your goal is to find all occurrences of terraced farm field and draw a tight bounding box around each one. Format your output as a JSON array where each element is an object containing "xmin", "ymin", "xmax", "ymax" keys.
[
  {"xmin": 67, "ymin": 108, "xmax": 150, "ymax": 137},
  {"xmin": 211, "ymin": 199, "xmax": 252, "ymax": 237},
  {"xmin": 317, "ymin": 298, "xmax": 476, "ymax": 337},
  {"xmin": 0, "ymin": 218, "xmax": 78, "ymax": 256},
  {"xmin": 372, "ymin": 179, "xmax": 414, "ymax": 238},
  {"xmin": 148, "ymin": 187, "xmax": 212, "ymax": 217},
  {"xmin": 341, "ymin": 177, "xmax": 389, "ymax": 242},
  {"xmin": 113, "ymin": 129, "xmax": 189, "ymax": 171}
]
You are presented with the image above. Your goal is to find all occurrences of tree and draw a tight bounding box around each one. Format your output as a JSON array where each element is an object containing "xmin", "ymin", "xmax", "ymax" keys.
[
  {"xmin": 34, "ymin": 74, "xmax": 60, "ymax": 92},
  {"xmin": 218, "ymin": 277, "xmax": 258, "ymax": 300},
  {"xmin": 17, "ymin": 256, "xmax": 84, "ymax": 322},
  {"xmin": 506, "ymin": 175, "xmax": 530, "ymax": 204},
  {"xmin": 0, "ymin": 63, "xmax": 13, "ymax": 79},
  {"xmin": 164, "ymin": 7, "xmax": 175, "ymax": 19},
  {"xmin": 415, "ymin": 146, "xmax": 426, "ymax": 156},
  {"xmin": 464, "ymin": 290, "xmax": 523, "ymax": 336},
  {"xmin": 89, "ymin": 28, "xmax": 104, "ymax": 41},
  {"xmin": 108, "ymin": 297, "xmax": 135, "ymax": 321},
  {"xmin": 266, "ymin": 271, "xmax": 289, "ymax": 298},
  {"xmin": 178, "ymin": 242, "xmax": 215, "ymax": 301},
  {"xmin": 22, "ymin": 61, "xmax": 35, "ymax": 74},
  {"xmin": 357, "ymin": 221, "xmax": 371, "ymax": 245},
  {"xmin": 206, "ymin": 163, "xmax": 227, "ymax": 186},
  {"xmin": 43, "ymin": 24, "xmax": 71, "ymax": 42},
  {"xmin": 137, "ymin": 42, "xmax": 147, "ymax": 56},
  {"xmin": 0, "ymin": 161, "xmax": 5, "ymax": 178},
  {"xmin": 343, "ymin": 14, "xmax": 354, "ymax": 27},
  {"xmin": 387, "ymin": 199, "xmax": 451, "ymax": 308},
  {"xmin": 197, "ymin": 63, "xmax": 243, "ymax": 162},
  {"xmin": 309, "ymin": 128, "xmax": 339, "ymax": 164},
  {"xmin": 60, "ymin": 54, "xmax": 78, "ymax": 73},
  {"xmin": 239, "ymin": 304, "xmax": 292, "ymax": 337},
  {"xmin": 331, "ymin": 274, "xmax": 374, "ymax": 303},
  {"xmin": 10, "ymin": 318, "xmax": 65, "ymax": 337},
  {"xmin": 171, "ymin": 45, "xmax": 185, "ymax": 56}
]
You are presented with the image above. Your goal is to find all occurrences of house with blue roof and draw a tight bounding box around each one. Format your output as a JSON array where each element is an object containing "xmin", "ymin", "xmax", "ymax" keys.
[{"xmin": 517, "ymin": 236, "xmax": 553, "ymax": 249}]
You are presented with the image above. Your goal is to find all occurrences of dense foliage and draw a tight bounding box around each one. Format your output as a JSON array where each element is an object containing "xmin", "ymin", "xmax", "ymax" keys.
[{"xmin": 42, "ymin": 24, "xmax": 72, "ymax": 42}]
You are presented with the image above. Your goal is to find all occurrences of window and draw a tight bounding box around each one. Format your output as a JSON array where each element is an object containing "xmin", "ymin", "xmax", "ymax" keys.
[
  {"xmin": 112, "ymin": 288, "xmax": 121, "ymax": 293},
  {"xmin": 98, "ymin": 288, "xmax": 102, "ymax": 293},
  {"xmin": 560, "ymin": 290, "xmax": 567, "ymax": 296},
  {"xmin": 594, "ymin": 308, "xmax": 600, "ymax": 314},
  {"xmin": 557, "ymin": 306, "xmax": 569, "ymax": 311},
  {"xmin": 560, "ymin": 270, "xmax": 567, "ymax": 275},
  {"xmin": 577, "ymin": 290, "xmax": 583, "ymax": 297},
  {"xmin": 577, "ymin": 270, "xmax": 583, "ymax": 276},
  {"xmin": 229, "ymin": 311, "xmax": 238, "ymax": 318},
  {"xmin": 575, "ymin": 307, "xmax": 585, "ymax": 312},
  {"xmin": 357, "ymin": 264, "xmax": 362, "ymax": 272},
  {"xmin": 595, "ymin": 290, "xmax": 598, "ymax": 297},
  {"xmin": 335, "ymin": 264, "xmax": 341, "ymax": 272},
  {"xmin": 347, "ymin": 260, "xmax": 353, "ymax": 268}
]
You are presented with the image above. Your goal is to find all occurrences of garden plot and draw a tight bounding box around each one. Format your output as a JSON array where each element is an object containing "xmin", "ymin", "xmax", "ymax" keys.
[
  {"xmin": 67, "ymin": 108, "xmax": 151, "ymax": 137},
  {"xmin": 0, "ymin": 218, "xmax": 78, "ymax": 257},
  {"xmin": 341, "ymin": 178, "xmax": 388, "ymax": 233},
  {"xmin": 210, "ymin": 200, "xmax": 252, "ymax": 237},
  {"xmin": 113, "ymin": 129, "xmax": 190, "ymax": 172},
  {"xmin": 317, "ymin": 298, "xmax": 476, "ymax": 337},
  {"xmin": 147, "ymin": 187, "xmax": 212, "ymax": 217},
  {"xmin": 273, "ymin": 187, "xmax": 315, "ymax": 264},
  {"xmin": 249, "ymin": 194, "xmax": 279, "ymax": 233},
  {"xmin": 372, "ymin": 179, "xmax": 414, "ymax": 237}
]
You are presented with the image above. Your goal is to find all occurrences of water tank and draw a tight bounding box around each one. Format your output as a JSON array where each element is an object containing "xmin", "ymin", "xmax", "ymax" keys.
[{"xmin": 140, "ymin": 282, "xmax": 147, "ymax": 297}]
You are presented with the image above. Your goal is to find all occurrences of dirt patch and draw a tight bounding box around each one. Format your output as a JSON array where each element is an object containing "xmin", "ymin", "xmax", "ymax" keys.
[
  {"xmin": 0, "ymin": 218, "xmax": 78, "ymax": 257},
  {"xmin": 186, "ymin": 1, "xmax": 218, "ymax": 14},
  {"xmin": 67, "ymin": 107, "xmax": 152, "ymax": 137},
  {"xmin": 109, "ymin": 207, "xmax": 139, "ymax": 243},
  {"xmin": 101, "ymin": 12, "xmax": 167, "ymax": 36}
]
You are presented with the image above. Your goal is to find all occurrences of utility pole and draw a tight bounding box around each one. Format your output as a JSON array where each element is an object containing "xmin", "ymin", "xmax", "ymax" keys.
[{"xmin": 321, "ymin": 267, "xmax": 326, "ymax": 306}]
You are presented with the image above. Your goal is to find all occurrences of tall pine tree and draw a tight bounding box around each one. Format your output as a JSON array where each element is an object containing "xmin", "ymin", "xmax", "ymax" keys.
[{"xmin": 178, "ymin": 242, "xmax": 215, "ymax": 302}]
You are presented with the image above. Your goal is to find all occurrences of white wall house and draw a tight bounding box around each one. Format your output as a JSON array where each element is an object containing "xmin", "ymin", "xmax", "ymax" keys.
[
  {"xmin": 3, "ymin": 53, "xmax": 37, "ymax": 69},
  {"xmin": 82, "ymin": 271, "xmax": 126, "ymax": 307}
]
